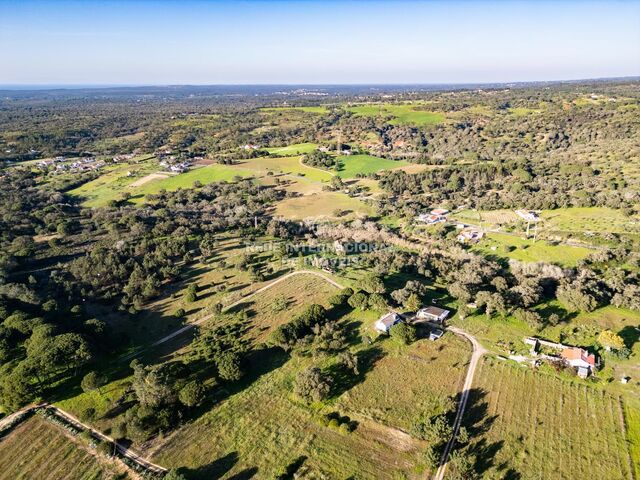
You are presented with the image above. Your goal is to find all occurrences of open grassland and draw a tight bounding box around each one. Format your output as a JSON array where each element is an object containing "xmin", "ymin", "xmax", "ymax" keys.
[
  {"xmin": 625, "ymin": 399, "xmax": 640, "ymax": 478},
  {"xmin": 540, "ymin": 207, "xmax": 640, "ymax": 234},
  {"xmin": 230, "ymin": 155, "xmax": 333, "ymax": 182},
  {"xmin": 336, "ymin": 154, "xmax": 408, "ymax": 179},
  {"xmin": 274, "ymin": 191, "xmax": 375, "ymax": 220},
  {"xmin": 261, "ymin": 106, "xmax": 329, "ymax": 114},
  {"xmin": 68, "ymin": 157, "xmax": 158, "ymax": 207},
  {"xmin": 474, "ymin": 232, "xmax": 591, "ymax": 267},
  {"xmin": 225, "ymin": 274, "xmax": 337, "ymax": 343},
  {"xmin": 0, "ymin": 416, "xmax": 123, "ymax": 480},
  {"xmin": 348, "ymin": 104, "xmax": 445, "ymax": 126},
  {"xmin": 338, "ymin": 333, "xmax": 469, "ymax": 431},
  {"xmin": 465, "ymin": 359, "xmax": 634, "ymax": 479},
  {"xmin": 453, "ymin": 209, "xmax": 520, "ymax": 226},
  {"xmin": 148, "ymin": 271, "xmax": 468, "ymax": 478},
  {"xmin": 130, "ymin": 165, "xmax": 254, "ymax": 202},
  {"xmin": 152, "ymin": 349, "xmax": 424, "ymax": 479},
  {"xmin": 265, "ymin": 142, "xmax": 319, "ymax": 155}
]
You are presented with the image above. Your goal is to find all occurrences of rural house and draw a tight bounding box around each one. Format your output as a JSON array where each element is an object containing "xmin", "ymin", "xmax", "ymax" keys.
[
  {"xmin": 415, "ymin": 306, "xmax": 450, "ymax": 325},
  {"xmin": 457, "ymin": 229, "xmax": 484, "ymax": 244},
  {"xmin": 515, "ymin": 209, "xmax": 540, "ymax": 222},
  {"xmin": 417, "ymin": 213, "xmax": 446, "ymax": 225},
  {"xmin": 561, "ymin": 347, "xmax": 597, "ymax": 378},
  {"xmin": 375, "ymin": 312, "xmax": 402, "ymax": 334}
]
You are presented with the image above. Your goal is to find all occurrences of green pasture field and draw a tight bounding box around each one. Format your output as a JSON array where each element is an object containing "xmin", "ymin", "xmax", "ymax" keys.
[
  {"xmin": 348, "ymin": 104, "xmax": 445, "ymax": 126},
  {"xmin": 265, "ymin": 142, "xmax": 319, "ymax": 156},
  {"xmin": 68, "ymin": 157, "xmax": 158, "ymax": 207},
  {"xmin": 0, "ymin": 415, "xmax": 123, "ymax": 480},
  {"xmin": 336, "ymin": 154, "xmax": 408, "ymax": 179},
  {"xmin": 129, "ymin": 164, "xmax": 254, "ymax": 202},
  {"xmin": 152, "ymin": 348, "xmax": 424, "ymax": 479},
  {"xmin": 453, "ymin": 209, "xmax": 520, "ymax": 226},
  {"xmin": 150, "ymin": 275, "xmax": 470, "ymax": 478},
  {"xmin": 223, "ymin": 274, "xmax": 337, "ymax": 344},
  {"xmin": 473, "ymin": 232, "xmax": 592, "ymax": 267},
  {"xmin": 231, "ymin": 155, "xmax": 333, "ymax": 183},
  {"xmin": 464, "ymin": 358, "xmax": 634, "ymax": 479}
]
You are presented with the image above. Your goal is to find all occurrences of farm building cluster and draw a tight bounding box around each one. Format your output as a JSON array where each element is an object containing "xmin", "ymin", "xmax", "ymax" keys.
[
  {"xmin": 375, "ymin": 305, "xmax": 450, "ymax": 341},
  {"xmin": 523, "ymin": 337, "xmax": 598, "ymax": 378}
]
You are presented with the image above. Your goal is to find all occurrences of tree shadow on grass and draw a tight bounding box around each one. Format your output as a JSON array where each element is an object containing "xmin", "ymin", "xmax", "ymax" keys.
[
  {"xmin": 181, "ymin": 451, "xmax": 239, "ymax": 480},
  {"xmin": 326, "ymin": 345, "xmax": 386, "ymax": 398},
  {"xmin": 619, "ymin": 325, "xmax": 640, "ymax": 350},
  {"xmin": 188, "ymin": 346, "xmax": 290, "ymax": 421},
  {"xmin": 276, "ymin": 456, "xmax": 307, "ymax": 479},
  {"xmin": 227, "ymin": 467, "xmax": 259, "ymax": 479},
  {"xmin": 456, "ymin": 387, "xmax": 505, "ymax": 477}
]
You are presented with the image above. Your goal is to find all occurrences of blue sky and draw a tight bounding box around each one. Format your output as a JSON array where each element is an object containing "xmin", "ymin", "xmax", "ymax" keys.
[{"xmin": 1, "ymin": 0, "xmax": 639, "ymax": 85}]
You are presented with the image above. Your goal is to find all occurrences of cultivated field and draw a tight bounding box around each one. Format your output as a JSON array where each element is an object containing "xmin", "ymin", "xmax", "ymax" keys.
[
  {"xmin": 453, "ymin": 209, "xmax": 520, "ymax": 226},
  {"xmin": 464, "ymin": 358, "xmax": 634, "ymax": 479},
  {"xmin": 540, "ymin": 207, "xmax": 640, "ymax": 234},
  {"xmin": 336, "ymin": 154, "xmax": 408, "ymax": 179},
  {"xmin": 0, "ymin": 415, "xmax": 123, "ymax": 480}
]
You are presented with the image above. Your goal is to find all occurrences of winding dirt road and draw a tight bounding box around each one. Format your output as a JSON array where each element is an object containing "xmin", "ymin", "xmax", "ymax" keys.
[
  {"xmin": 122, "ymin": 270, "xmax": 343, "ymax": 361},
  {"xmin": 433, "ymin": 326, "xmax": 487, "ymax": 480},
  {"xmin": 3, "ymin": 269, "xmax": 486, "ymax": 479}
]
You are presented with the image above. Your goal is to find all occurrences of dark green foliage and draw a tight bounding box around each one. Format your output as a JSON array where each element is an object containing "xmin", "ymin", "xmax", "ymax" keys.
[
  {"xmin": 294, "ymin": 367, "xmax": 332, "ymax": 403},
  {"xmin": 390, "ymin": 322, "xmax": 416, "ymax": 345},
  {"xmin": 178, "ymin": 381, "xmax": 206, "ymax": 407}
]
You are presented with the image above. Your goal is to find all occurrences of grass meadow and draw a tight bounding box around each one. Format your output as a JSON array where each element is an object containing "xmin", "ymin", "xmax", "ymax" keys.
[
  {"xmin": 464, "ymin": 358, "xmax": 634, "ymax": 479},
  {"xmin": 336, "ymin": 154, "xmax": 408, "ymax": 179},
  {"xmin": 540, "ymin": 207, "xmax": 640, "ymax": 235},
  {"xmin": 265, "ymin": 142, "xmax": 319, "ymax": 155},
  {"xmin": 129, "ymin": 164, "xmax": 254, "ymax": 202},
  {"xmin": 274, "ymin": 191, "xmax": 375, "ymax": 219},
  {"xmin": 474, "ymin": 232, "xmax": 592, "ymax": 267},
  {"xmin": 348, "ymin": 104, "xmax": 445, "ymax": 126},
  {"xmin": 68, "ymin": 157, "xmax": 158, "ymax": 207},
  {"xmin": 151, "ymin": 284, "xmax": 472, "ymax": 479},
  {"xmin": 0, "ymin": 416, "xmax": 123, "ymax": 480}
]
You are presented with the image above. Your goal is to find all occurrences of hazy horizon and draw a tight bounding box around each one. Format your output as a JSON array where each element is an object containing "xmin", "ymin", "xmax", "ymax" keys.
[{"xmin": 2, "ymin": 0, "xmax": 639, "ymax": 85}]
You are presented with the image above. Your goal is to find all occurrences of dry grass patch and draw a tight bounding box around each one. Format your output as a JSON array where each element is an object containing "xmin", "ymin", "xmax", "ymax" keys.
[
  {"xmin": 338, "ymin": 334, "xmax": 469, "ymax": 431},
  {"xmin": 0, "ymin": 416, "xmax": 124, "ymax": 480}
]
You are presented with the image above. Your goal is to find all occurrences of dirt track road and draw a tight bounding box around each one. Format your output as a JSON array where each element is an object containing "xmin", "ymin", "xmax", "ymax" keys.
[
  {"xmin": 122, "ymin": 269, "xmax": 343, "ymax": 360},
  {"xmin": 433, "ymin": 326, "xmax": 487, "ymax": 480}
]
